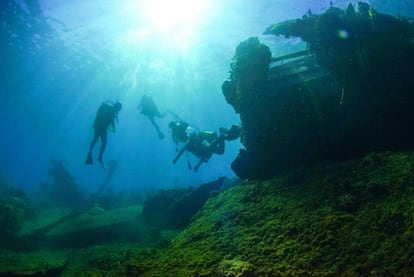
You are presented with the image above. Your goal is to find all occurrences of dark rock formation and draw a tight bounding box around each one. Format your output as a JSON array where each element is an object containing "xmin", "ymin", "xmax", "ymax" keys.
[
  {"xmin": 108, "ymin": 151, "xmax": 414, "ymax": 276},
  {"xmin": 141, "ymin": 177, "xmax": 228, "ymax": 229},
  {"xmin": 165, "ymin": 177, "xmax": 228, "ymax": 229},
  {"xmin": 141, "ymin": 187, "xmax": 190, "ymax": 228},
  {"xmin": 46, "ymin": 159, "xmax": 86, "ymax": 209},
  {"xmin": 0, "ymin": 198, "xmax": 26, "ymax": 248},
  {"xmin": 225, "ymin": 3, "xmax": 414, "ymax": 180}
]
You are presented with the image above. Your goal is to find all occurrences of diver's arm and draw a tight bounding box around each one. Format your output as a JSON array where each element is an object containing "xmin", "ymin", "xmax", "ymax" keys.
[
  {"xmin": 211, "ymin": 137, "xmax": 225, "ymax": 155},
  {"xmin": 110, "ymin": 117, "xmax": 116, "ymax": 132},
  {"xmin": 173, "ymin": 144, "xmax": 188, "ymax": 164}
]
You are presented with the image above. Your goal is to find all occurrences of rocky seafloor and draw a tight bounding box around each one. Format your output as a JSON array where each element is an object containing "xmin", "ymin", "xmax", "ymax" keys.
[{"xmin": 2, "ymin": 150, "xmax": 414, "ymax": 276}]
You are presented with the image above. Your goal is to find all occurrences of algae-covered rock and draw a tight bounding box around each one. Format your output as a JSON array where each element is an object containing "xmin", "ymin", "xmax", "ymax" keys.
[
  {"xmin": 225, "ymin": 3, "xmax": 414, "ymax": 180},
  {"xmin": 128, "ymin": 151, "xmax": 414, "ymax": 276},
  {"xmin": 0, "ymin": 250, "xmax": 68, "ymax": 276},
  {"xmin": 141, "ymin": 187, "xmax": 191, "ymax": 228},
  {"xmin": 45, "ymin": 159, "xmax": 87, "ymax": 209},
  {"xmin": 0, "ymin": 184, "xmax": 32, "ymax": 249},
  {"xmin": 0, "ymin": 200, "xmax": 26, "ymax": 247},
  {"xmin": 4, "ymin": 151, "xmax": 414, "ymax": 276},
  {"xmin": 141, "ymin": 177, "xmax": 229, "ymax": 230},
  {"xmin": 18, "ymin": 205, "xmax": 143, "ymax": 249},
  {"xmin": 218, "ymin": 258, "xmax": 254, "ymax": 277},
  {"xmin": 223, "ymin": 36, "xmax": 271, "ymax": 115}
]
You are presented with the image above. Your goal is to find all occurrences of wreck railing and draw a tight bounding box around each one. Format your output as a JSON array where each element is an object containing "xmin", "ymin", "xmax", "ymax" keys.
[{"xmin": 267, "ymin": 50, "xmax": 332, "ymax": 88}]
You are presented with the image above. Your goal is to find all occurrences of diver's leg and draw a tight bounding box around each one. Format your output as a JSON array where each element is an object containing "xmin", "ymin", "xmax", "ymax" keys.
[
  {"xmin": 89, "ymin": 130, "xmax": 99, "ymax": 151},
  {"xmin": 149, "ymin": 117, "xmax": 164, "ymax": 139},
  {"xmin": 86, "ymin": 130, "xmax": 99, "ymax": 164},
  {"xmin": 98, "ymin": 130, "xmax": 107, "ymax": 162}
]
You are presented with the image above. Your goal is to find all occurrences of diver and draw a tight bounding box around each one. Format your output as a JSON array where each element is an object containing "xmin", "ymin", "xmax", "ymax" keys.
[
  {"xmin": 169, "ymin": 121, "xmax": 190, "ymax": 145},
  {"xmin": 138, "ymin": 94, "xmax": 168, "ymax": 139},
  {"xmin": 172, "ymin": 123, "xmax": 241, "ymax": 172},
  {"xmin": 86, "ymin": 100, "xmax": 122, "ymax": 170}
]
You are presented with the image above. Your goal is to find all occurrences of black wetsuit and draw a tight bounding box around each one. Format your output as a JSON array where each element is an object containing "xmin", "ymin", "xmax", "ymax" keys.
[{"xmin": 86, "ymin": 103, "xmax": 118, "ymax": 166}]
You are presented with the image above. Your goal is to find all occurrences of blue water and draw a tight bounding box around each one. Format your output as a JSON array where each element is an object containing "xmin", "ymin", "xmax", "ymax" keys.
[{"xmin": 1, "ymin": 0, "xmax": 413, "ymax": 196}]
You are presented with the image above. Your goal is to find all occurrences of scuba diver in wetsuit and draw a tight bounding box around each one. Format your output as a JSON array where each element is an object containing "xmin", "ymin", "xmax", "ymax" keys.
[
  {"xmin": 137, "ymin": 94, "xmax": 169, "ymax": 139},
  {"xmin": 170, "ymin": 121, "xmax": 241, "ymax": 172},
  {"xmin": 86, "ymin": 100, "xmax": 122, "ymax": 169}
]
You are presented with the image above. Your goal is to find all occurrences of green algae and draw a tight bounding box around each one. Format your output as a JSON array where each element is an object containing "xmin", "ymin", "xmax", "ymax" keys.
[
  {"xmin": 129, "ymin": 151, "xmax": 414, "ymax": 276},
  {"xmin": 0, "ymin": 249, "xmax": 69, "ymax": 276},
  {"xmin": 3, "ymin": 151, "xmax": 414, "ymax": 276}
]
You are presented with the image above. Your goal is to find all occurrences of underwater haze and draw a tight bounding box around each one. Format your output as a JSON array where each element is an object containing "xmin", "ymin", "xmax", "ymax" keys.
[{"xmin": 1, "ymin": 0, "xmax": 413, "ymax": 195}]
